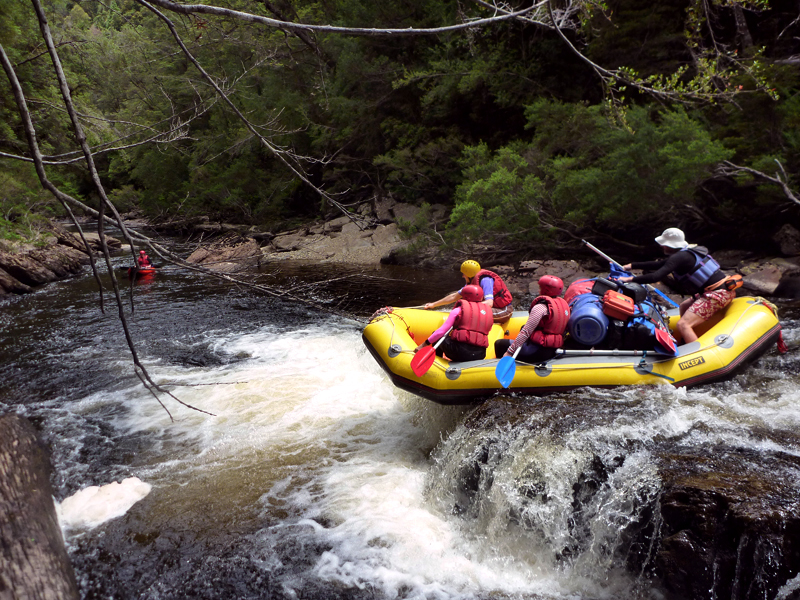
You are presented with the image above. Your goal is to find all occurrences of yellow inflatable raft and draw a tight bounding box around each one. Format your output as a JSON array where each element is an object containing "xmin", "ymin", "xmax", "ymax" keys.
[{"xmin": 362, "ymin": 297, "xmax": 782, "ymax": 405}]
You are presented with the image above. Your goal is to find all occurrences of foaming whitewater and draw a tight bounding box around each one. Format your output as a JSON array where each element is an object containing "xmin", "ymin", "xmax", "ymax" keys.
[
  {"xmin": 3, "ymin": 256, "xmax": 797, "ymax": 600},
  {"xmin": 55, "ymin": 320, "xmax": 662, "ymax": 599},
  {"xmin": 58, "ymin": 478, "xmax": 152, "ymax": 530}
]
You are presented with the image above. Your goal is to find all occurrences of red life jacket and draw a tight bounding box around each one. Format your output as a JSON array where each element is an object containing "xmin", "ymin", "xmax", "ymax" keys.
[
  {"xmin": 450, "ymin": 300, "xmax": 493, "ymax": 347},
  {"xmin": 473, "ymin": 269, "xmax": 513, "ymax": 309},
  {"xmin": 529, "ymin": 296, "xmax": 570, "ymax": 348}
]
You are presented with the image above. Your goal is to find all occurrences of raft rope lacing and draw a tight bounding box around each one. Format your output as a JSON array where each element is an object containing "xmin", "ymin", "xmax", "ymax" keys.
[{"xmin": 379, "ymin": 297, "xmax": 786, "ymax": 381}]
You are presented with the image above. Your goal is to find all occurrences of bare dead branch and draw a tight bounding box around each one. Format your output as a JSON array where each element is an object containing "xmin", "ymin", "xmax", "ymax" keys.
[
  {"xmin": 0, "ymin": 43, "xmax": 106, "ymax": 308},
  {"xmin": 262, "ymin": 0, "xmax": 335, "ymax": 67},
  {"xmin": 718, "ymin": 159, "xmax": 800, "ymax": 207},
  {"xmin": 142, "ymin": 0, "xmax": 541, "ymax": 36},
  {"xmin": 0, "ymin": 94, "xmax": 217, "ymax": 165},
  {"xmin": 21, "ymin": 0, "xmax": 216, "ymax": 420}
]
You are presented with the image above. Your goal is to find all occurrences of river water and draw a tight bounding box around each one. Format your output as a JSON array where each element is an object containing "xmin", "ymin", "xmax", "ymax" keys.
[{"xmin": 1, "ymin": 240, "xmax": 799, "ymax": 600}]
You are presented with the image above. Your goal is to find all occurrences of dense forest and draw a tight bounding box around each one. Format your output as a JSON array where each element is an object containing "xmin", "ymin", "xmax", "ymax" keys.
[{"xmin": 2, "ymin": 0, "xmax": 800, "ymax": 257}]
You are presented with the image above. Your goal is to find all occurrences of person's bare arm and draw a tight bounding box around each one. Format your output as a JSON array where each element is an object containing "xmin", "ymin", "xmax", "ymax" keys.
[{"xmin": 425, "ymin": 291, "xmax": 460, "ymax": 310}]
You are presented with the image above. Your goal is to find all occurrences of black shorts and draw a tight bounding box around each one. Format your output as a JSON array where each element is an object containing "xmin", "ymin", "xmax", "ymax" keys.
[
  {"xmin": 436, "ymin": 337, "xmax": 487, "ymax": 362},
  {"xmin": 494, "ymin": 339, "xmax": 557, "ymax": 363}
]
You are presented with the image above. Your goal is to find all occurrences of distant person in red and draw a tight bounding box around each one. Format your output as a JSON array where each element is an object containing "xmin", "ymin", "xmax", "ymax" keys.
[{"xmin": 137, "ymin": 250, "xmax": 152, "ymax": 268}]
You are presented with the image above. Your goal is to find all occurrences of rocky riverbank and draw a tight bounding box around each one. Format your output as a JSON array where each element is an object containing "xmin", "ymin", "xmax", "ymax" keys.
[
  {"xmin": 5, "ymin": 202, "xmax": 800, "ymax": 301},
  {"xmin": 0, "ymin": 222, "xmax": 123, "ymax": 296}
]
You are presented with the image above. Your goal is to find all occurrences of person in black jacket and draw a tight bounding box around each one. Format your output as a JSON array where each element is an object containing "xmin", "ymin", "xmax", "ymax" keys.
[{"xmin": 618, "ymin": 228, "xmax": 734, "ymax": 344}]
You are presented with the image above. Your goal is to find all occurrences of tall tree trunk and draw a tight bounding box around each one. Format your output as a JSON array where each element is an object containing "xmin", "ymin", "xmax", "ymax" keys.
[
  {"xmin": 733, "ymin": 4, "xmax": 754, "ymax": 52},
  {"xmin": 0, "ymin": 414, "xmax": 79, "ymax": 600}
]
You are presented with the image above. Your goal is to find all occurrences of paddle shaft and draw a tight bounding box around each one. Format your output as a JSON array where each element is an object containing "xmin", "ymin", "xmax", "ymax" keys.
[
  {"xmin": 584, "ymin": 241, "xmax": 678, "ymax": 307},
  {"xmin": 431, "ymin": 326, "xmax": 453, "ymax": 350},
  {"xmin": 495, "ymin": 345, "xmax": 522, "ymax": 388},
  {"xmin": 582, "ymin": 240, "xmax": 623, "ymax": 269},
  {"xmin": 555, "ymin": 348, "xmax": 648, "ymax": 357}
]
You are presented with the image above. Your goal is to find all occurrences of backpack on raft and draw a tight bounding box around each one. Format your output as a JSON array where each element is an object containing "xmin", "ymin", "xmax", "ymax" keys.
[
  {"xmin": 565, "ymin": 276, "xmax": 677, "ymax": 355},
  {"xmin": 605, "ymin": 301, "xmax": 677, "ymax": 356}
]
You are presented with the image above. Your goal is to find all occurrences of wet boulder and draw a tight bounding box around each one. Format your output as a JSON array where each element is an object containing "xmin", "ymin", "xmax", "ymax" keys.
[
  {"xmin": 80, "ymin": 231, "xmax": 122, "ymax": 250},
  {"xmin": 47, "ymin": 222, "xmax": 93, "ymax": 252},
  {"xmin": 0, "ymin": 266, "xmax": 33, "ymax": 294},
  {"xmin": 773, "ymin": 269, "xmax": 800, "ymax": 299},
  {"xmin": 774, "ymin": 224, "xmax": 800, "ymax": 257},
  {"xmin": 648, "ymin": 446, "xmax": 800, "ymax": 600},
  {"xmin": 28, "ymin": 244, "xmax": 90, "ymax": 277},
  {"xmin": 186, "ymin": 233, "xmax": 261, "ymax": 272},
  {"xmin": 270, "ymin": 229, "xmax": 311, "ymax": 252},
  {"xmin": 0, "ymin": 222, "xmax": 114, "ymax": 294},
  {"xmin": 740, "ymin": 258, "xmax": 800, "ymax": 295},
  {"xmin": 0, "ymin": 250, "xmax": 59, "ymax": 286},
  {"xmin": 436, "ymin": 395, "xmax": 800, "ymax": 600}
]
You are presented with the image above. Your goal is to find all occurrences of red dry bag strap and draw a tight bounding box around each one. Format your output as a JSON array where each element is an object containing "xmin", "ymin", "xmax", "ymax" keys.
[
  {"xmin": 778, "ymin": 331, "xmax": 788, "ymax": 354},
  {"xmin": 759, "ymin": 298, "xmax": 788, "ymax": 354}
]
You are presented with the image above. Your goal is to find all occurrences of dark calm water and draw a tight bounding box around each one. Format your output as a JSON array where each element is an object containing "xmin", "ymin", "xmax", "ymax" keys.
[{"xmin": 2, "ymin": 239, "xmax": 799, "ymax": 600}]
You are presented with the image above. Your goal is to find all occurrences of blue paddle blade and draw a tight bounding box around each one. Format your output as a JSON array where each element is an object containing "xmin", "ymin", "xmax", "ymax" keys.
[{"xmin": 495, "ymin": 355, "xmax": 517, "ymax": 388}]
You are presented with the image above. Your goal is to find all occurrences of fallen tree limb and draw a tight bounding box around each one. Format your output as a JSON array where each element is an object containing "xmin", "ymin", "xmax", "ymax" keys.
[{"xmin": 0, "ymin": 414, "xmax": 79, "ymax": 600}]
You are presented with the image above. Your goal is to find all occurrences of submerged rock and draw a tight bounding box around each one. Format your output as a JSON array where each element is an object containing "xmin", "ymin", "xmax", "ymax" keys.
[
  {"xmin": 649, "ymin": 446, "xmax": 800, "ymax": 600},
  {"xmin": 431, "ymin": 393, "xmax": 800, "ymax": 600}
]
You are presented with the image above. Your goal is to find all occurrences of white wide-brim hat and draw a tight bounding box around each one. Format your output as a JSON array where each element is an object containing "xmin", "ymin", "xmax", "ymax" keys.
[{"xmin": 655, "ymin": 227, "xmax": 689, "ymax": 249}]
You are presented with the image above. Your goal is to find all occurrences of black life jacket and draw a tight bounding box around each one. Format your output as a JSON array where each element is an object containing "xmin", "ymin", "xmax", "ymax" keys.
[{"xmin": 672, "ymin": 247, "xmax": 721, "ymax": 294}]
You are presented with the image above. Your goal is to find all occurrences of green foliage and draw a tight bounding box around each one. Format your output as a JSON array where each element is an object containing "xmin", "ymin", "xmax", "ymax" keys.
[
  {"xmin": 540, "ymin": 104, "xmax": 733, "ymax": 229},
  {"xmin": 373, "ymin": 124, "xmax": 464, "ymax": 203},
  {"xmin": 445, "ymin": 102, "xmax": 733, "ymax": 250},
  {"xmin": 395, "ymin": 201, "xmax": 438, "ymax": 248},
  {"xmin": 0, "ymin": 162, "xmax": 59, "ymax": 243},
  {"xmin": 1, "ymin": 0, "xmax": 797, "ymax": 252},
  {"xmin": 445, "ymin": 142, "xmax": 546, "ymax": 249}
]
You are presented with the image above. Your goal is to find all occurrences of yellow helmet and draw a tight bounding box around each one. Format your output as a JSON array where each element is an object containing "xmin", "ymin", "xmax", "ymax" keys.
[{"xmin": 460, "ymin": 260, "xmax": 480, "ymax": 278}]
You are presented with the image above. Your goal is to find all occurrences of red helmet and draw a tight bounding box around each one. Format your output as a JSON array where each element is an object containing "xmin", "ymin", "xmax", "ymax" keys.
[
  {"xmin": 140, "ymin": 250, "xmax": 146, "ymax": 255},
  {"xmin": 461, "ymin": 284, "xmax": 484, "ymax": 302},
  {"xmin": 538, "ymin": 275, "xmax": 564, "ymax": 297}
]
